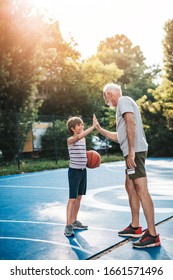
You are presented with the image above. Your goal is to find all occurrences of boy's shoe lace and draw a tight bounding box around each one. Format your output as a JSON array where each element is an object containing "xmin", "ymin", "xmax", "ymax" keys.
[{"xmin": 72, "ymin": 220, "xmax": 88, "ymax": 230}]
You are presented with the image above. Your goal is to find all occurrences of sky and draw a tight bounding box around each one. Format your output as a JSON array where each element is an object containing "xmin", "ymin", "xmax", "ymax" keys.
[{"xmin": 31, "ymin": 0, "xmax": 173, "ymax": 66}]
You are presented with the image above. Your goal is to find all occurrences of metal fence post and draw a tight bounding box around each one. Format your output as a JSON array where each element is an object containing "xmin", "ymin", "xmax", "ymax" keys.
[
  {"xmin": 53, "ymin": 114, "xmax": 58, "ymax": 164},
  {"xmin": 16, "ymin": 113, "xmax": 21, "ymax": 171}
]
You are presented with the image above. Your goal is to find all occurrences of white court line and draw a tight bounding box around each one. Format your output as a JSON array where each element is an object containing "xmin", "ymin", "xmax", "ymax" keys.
[
  {"xmin": 0, "ymin": 220, "xmax": 172, "ymax": 240},
  {"xmin": 119, "ymin": 195, "xmax": 173, "ymax": 201},
  {"xmin": 83, "ymin": 184, "xmax": 173, "ymax": 213},
  {"xmin": 0, "ymin": 168, "xmax": 67, "ymax": 181},
  {"xmin": 0, "ymin": 237, "xmax": 92, "ymax": 254},
  {"xmin": 146, "ymin": 159, "xmax": 173, "ymax": 167},
  {"xmin": 161, "ymin": 236, "xmax": 173, "ymax": 241},
  {"xmin": 0, "ymin": 185, "xmax": 67, "ymax": 190},
  {"xmin": 0, "ymin": 219, "xmax": 119, "ymax": 232},
  {"xmin": 103, "ymin": 162, "xmax": 125, "ymax": 172},
  {"xmin": 0, "ymin": 161, "xmax": 124, "ymax": 181},
  {"xmin": 0, "ymin": 159, "xmax": 172, "ymax": 181},
  {"xmin": 103, "ymin": 159, "xmax": 173, "ymax": 167},
  {"xmin": 0, "ymin": 220, "xmax": 65, "ymax": 226}
]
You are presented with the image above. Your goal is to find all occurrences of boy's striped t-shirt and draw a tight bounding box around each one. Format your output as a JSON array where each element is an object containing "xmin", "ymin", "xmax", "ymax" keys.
[{"xmin": 68, "ymin": 138, "xmax": 87, "ymax": 169}]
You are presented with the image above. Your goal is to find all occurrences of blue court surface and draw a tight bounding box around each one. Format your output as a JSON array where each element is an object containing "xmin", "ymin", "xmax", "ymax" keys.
[{"xmin": 0, "ymin": 158, "xmax": 173, "ymax": 260}]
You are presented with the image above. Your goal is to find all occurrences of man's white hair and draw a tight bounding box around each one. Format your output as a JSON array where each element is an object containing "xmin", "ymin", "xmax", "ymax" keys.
[{"xmin": 103, "ymin": 83, "xmax": 122, "ymax": 94}]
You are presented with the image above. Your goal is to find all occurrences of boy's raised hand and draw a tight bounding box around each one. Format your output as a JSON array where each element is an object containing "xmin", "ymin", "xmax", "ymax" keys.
[{"xmin": 93, "ymin": 114, "xmax": 100, "ymax": 130}]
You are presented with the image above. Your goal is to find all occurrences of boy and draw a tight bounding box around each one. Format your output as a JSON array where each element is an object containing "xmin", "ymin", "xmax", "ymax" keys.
[{"xmin": 64, "ymin": 116, "xmax": 95, "ymax": 237}]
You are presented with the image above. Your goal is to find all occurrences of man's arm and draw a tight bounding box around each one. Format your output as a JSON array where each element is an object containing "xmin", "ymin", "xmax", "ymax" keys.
[
  {"xmin": 96, "ymin": 126, "xmax": 118, "ymax": 142},
  {"xmin": 93, "ymin": 114, "xmax": 118, "ymax": 142},
  {"xmin": 123, "ymin": 112, "xmax": 136, "ymax": 168}
]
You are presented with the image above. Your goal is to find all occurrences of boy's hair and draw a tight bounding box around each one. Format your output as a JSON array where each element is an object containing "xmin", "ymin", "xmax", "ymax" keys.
[{"xmin": 67, "ymin": 116, "xmax": 83, "ymax": 135}]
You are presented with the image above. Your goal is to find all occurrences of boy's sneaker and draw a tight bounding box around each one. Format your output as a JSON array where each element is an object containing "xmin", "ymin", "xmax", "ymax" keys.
[
  {"xmin": 118, "ymin": 224, "xmax": 142, "ymax": 237},
  {"xmin": 72, "ymin": 220, "xmax": 88, "ymax": 230},
  {"xmin": 133, "ymin": 230, "xmax": 161, "ymax": 248},
  {"xmin": 64, "ymin": 225, "xmax": 75, "ymax": 237}
]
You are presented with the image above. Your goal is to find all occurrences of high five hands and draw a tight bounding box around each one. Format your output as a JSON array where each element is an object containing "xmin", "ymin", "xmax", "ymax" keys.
[{"xmin": 93, "ymin": 114, "xmax": 100, "ymax": 130}]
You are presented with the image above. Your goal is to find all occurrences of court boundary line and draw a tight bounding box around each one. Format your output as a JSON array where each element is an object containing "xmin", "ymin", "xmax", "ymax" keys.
[
  {"xmin": 0, "ymin": 219, "xmax": 120, "ymax": 233},
  {"xmin": 0, "ymin": 185, "xmax": 67, "ymax": 190},
  {"xmin": 0, "ymin": 159, "xmax": 172, "ymax": 260},
  {"xmin": 0, "ymin": 168, "xmax": 67, "ymax": 181},
  {"xmin": 0, "ymin": 237, "xmax": 92, "ymax": 254}
]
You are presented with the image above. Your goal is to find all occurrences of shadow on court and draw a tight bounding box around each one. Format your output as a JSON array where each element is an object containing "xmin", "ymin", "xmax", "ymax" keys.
[{"xmin": 0, "ymin": 158, "xmax": 173, "ymax": 260}]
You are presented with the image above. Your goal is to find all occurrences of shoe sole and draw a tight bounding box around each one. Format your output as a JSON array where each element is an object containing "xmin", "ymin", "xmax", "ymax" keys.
[
  {"xmin": 133, "ymin": 242, "xmax": 161, "ymax": 248},
  {"xmin": 118, "ymin": 233, "xmax": 143, "ymax": 237},
  {"xmin": 64, "ymin": 233, "xmax": 75, "ymax": 237},
  {"xmin": 73, "ymin": 227, "xmax": 88, "ymax": 230}
]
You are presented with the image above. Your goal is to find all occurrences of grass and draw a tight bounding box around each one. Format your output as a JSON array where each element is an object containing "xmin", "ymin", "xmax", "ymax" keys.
[{"xmin": 0, "ymin": 153, "xmax": 123, "ymax": 176}]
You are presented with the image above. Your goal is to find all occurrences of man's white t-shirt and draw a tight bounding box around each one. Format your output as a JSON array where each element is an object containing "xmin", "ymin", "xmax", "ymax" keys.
[{"xmin": 116, "ymin": 96, "xmax": 148, "ymax": 157}]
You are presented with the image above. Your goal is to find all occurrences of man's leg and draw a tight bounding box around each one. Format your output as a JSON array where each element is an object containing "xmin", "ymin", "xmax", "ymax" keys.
[
  {"xmin": 125, "ymin": 175, "xmax": 141, "ymax": 227},
  {"xmin": 133, "ymin": 176, "xmax": 157, "ymax": 236}
]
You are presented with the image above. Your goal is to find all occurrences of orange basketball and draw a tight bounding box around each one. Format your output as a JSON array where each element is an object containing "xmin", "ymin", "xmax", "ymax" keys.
[{"xmin": 86, "ymin": 150, "xmax": 101, "ymax": 168}]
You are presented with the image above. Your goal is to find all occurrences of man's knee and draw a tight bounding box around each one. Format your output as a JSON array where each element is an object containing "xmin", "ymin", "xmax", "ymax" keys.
[{"xmin": 125, "ymin": 178, "xmax": 135, "ymax": 194}]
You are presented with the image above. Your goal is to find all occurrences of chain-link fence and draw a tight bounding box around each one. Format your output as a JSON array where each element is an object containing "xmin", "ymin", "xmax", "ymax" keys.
[{"xmin": 0, "ymin": 113, "xmax": 115, "ymax": 172}]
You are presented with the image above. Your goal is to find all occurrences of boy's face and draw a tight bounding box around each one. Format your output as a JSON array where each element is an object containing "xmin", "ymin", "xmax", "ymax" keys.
[{"xmin": 72, "ymin": 122, "xmax": 84, "ymax": 134}]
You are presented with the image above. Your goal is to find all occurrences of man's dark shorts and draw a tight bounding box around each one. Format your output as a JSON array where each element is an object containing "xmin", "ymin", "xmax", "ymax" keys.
[
  {"xmin": 125, "ymin": 151, "xmax": 147, "ymax": 179},
  {"xmin": 68, "ymin": 168, "xmax": 87, "ymax": 199}
]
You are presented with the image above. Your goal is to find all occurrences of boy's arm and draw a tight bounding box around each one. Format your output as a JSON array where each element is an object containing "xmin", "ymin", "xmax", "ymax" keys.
[
  {"xmin": 67, "ymin": 125, "xmax": 95, "ymax": 145},
  {"xmin": 93, "ymin": 114, "xmax": 118, "ymax": 142}
]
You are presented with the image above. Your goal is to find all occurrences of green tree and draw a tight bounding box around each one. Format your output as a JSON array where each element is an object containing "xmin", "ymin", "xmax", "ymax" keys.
[
  {"xmin": 163, "ymin": 19, "xmax": 173, "ymax": 82},
  {"xmin": 80, "ymin": 55, "xmax": 123, "ymax": 118},
  {"xmin": 0, "ymin": 1, "xmax": 45, "ymax": 159},
  {"xmin": 137, "ymin": 19, "xmax": 173, "ymax": 156},
  {"xmin": 97, "ymin": 34, "xmax": 157, "ymax": 100},
  {"xmin": 0, "ymin": 0, "xmax": 43, "ymax": 114},
  {"xmin": 161, "ymin": 19, "xmax": 173, "ymax": 130},
  {"xmin": 37, "ymin": 22, "xmax": 84, "ymax": 117},
  {"xmin": 41, "ymin": 119, "xmax": 69, "ymax": 160},
  {"xmin": 38, "ymin": 38, "xmax": 123, "ymax": 119},
  {"xmin": 137, "ymin": 92, "xmax": 172, "ymax": 156}
]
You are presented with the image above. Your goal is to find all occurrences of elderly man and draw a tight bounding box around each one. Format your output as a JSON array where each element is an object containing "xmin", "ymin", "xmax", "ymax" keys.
[{"xmin": 93, "ymin": 83, "xmax": 160, "ymax": 248}]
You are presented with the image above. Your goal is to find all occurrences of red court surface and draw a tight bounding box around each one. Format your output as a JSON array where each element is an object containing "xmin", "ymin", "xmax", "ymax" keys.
[{"xmin": 0, "ymin": 158, "xmax": 173, "ymax": 260}]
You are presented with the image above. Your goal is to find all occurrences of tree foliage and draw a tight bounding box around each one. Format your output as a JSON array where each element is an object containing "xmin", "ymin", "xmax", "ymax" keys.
[
  {"xmin": 0, "ymin": 0, "xmax": 43, "ymax": 114},
  {"xmin": 37, "ymin": 22, "xmax": 84, "ymax": 117},
  {"xmin": 0, "ymin": 1, "xmax": 172, "ymax": 160},
  {"xmin": 97, "ymin": 34, "xmax": 156, "ymax": 99},
  {"xmin": 137, "ymin": 92, "xmax": 173, "ymax": 156},
  {"xmin": 0, "ymin": 0, "xmax": 43, "ymax": 159},
  {"xmin": 137, "ymin": 19, "xmax": 173, "ymax": 156},
  {"xmin": 163, "ymin": 19, "xmax": 173, "ymax": 82}
]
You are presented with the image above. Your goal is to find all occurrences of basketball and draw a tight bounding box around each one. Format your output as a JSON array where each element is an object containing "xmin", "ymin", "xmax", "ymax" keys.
[{"xmin": 86, "ymin": 150, "xmax": 101, "ymax": 168}]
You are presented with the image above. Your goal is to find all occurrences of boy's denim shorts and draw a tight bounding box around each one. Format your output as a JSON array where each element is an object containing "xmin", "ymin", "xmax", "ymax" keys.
[{"xmin": 68, "ymin": 167, "xmax": 87, "ymax": 199}]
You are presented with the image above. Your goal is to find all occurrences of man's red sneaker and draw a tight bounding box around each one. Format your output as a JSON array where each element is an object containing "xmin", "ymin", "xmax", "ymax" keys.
[
  {"xmin": 118, "ymin": 224, "xmax": 142, "ymax": 237},
  {"xmin": 133, "ymin": 230, "xmax": 161, "ymax": 248}
]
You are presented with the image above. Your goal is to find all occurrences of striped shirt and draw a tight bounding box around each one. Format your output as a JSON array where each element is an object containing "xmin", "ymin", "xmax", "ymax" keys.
[{"xmin": 68, "ymin": 138, "xmax": 87, "ymax": 169}]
